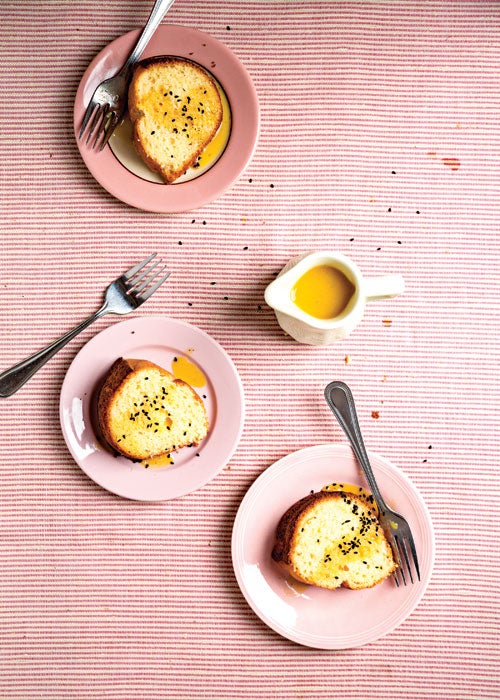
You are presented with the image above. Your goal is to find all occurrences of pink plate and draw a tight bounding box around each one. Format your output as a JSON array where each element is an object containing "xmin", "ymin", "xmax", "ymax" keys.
[
  {"xmin": 60, "ymin": 316, "xmax": 244, "ymax": 501},
  {"xmin": 232, "ymin": 444, "xmax": 435, "ymax": 649},
  {"xmin": 74, "ymin": 25, "xmax": 259, "ymax": 212}
]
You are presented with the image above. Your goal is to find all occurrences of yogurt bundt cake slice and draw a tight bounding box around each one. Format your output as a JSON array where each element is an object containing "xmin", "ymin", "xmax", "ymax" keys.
[
  {"xmin": 128, "ymin": 56, "xmax": 223, "ymax": 183},
  {"xmin": 272, "ymin": 490, "xmax": 396, "ymax": 590},
  {"xmin": 97, "ymin": 358, "xmax": 208, "ymax": 461}
]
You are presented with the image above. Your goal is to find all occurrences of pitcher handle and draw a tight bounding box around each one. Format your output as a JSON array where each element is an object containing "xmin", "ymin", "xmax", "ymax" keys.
[{"xmin": 363, "ymin": 274, "xmax": 405, "ymax": 301}]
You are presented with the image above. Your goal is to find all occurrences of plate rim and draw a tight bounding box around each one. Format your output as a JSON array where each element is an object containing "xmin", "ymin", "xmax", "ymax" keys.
[
  {"xmin": 73, "ymin": 24, "xmax": 260, "ymax": 212},
  {"xmin": 59, "ymin": 315, "xmax": 245, "ymax": 501},
  {"xmin": 231, "ymin": 443, "xmax": 435, "ymax": 649}
]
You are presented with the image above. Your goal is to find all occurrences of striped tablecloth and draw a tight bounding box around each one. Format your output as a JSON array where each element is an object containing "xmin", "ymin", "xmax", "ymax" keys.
[{"xmin": 1, "ymin": 1, "xmax": 499, "ymax": 698}]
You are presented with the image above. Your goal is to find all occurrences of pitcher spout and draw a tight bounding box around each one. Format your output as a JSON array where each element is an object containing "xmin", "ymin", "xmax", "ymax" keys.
[{"xmin": 264, "ymin": 272, "xmax": 297, "ymax": 316}]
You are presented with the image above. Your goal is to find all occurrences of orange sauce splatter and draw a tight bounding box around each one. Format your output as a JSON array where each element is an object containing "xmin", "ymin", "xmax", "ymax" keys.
[
  {"xmin": 371, "ymin": 411, "xmax": 380, "ymax": 419},
  {"xmin": 171, "ymin": 355, "xmax": 206, "ymax": 388},
  {"xmin": 382, "ymin": 318, "xmax": 392, "ymax": 326},
  {"xmin": 442, "ymin": 157, "xmax": 460, "ymax": 171},
  {"xmin": 141, "ymin": 453, "xmax": 174, "ymax": 469},
  {"xmin": 283, "ymin": 575, "xmax": 310, "ymax": 596}
]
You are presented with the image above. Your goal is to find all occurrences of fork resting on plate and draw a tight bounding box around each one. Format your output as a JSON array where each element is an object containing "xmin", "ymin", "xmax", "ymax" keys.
[
  {"xmin": 0, "ymin": 254, "xmax": 170, "ymax": 397},
  {"xmin": 78, "ymin": 0, "xmax": 176, "ymax": 151},
  {"xmin": 324, "ymin": 381, "xmax": 421, "ymax": 586}
]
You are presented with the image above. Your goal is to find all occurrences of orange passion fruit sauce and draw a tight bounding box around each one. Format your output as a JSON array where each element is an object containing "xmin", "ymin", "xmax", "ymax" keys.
[{"xmin": 291, "ymin": 264, "xmax": 355, "ymax": 320}]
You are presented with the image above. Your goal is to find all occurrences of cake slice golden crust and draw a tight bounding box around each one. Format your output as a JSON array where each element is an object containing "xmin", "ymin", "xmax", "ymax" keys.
[
  {"xmin": 128, "ymin": 56, "xmax": 223, "ymax": 183},
  {"xmin": 97, "ymin": 358, "xmax": 208, "ymax": 461},
  {"xmin": 272, "ymin": 490, "xmax": 396, "ymax": 590}
]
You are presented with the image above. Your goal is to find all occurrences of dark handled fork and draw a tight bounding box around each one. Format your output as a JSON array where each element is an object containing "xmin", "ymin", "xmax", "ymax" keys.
[
  {"xmin": 0, "ymin": 254, "xmax": 170, "ymax": 397},
  {"xmin": 324, "ymin": 381, "xmax": 420, "ymax": 586},
  {"xmin": 78, "ymin": 0, "xmax": 176, "ymax": 151}
]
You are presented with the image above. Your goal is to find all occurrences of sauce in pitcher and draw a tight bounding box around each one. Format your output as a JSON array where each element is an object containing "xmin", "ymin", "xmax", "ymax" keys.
[{"xmin": 290, "ymin": 264, "xmax": 355, "ymax": 319}]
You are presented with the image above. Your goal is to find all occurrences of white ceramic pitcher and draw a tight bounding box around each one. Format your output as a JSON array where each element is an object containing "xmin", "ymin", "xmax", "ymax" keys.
[{"xmin": 264, "ymin": 251, "xmax": 405, "ymax": 346}]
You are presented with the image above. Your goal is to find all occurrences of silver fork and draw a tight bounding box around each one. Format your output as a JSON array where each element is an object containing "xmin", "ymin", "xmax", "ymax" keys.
[
  {"xmin": 78, "ymin": 0, "xmax": 176, "ymax": 151},
  {"xmin": 0, "ymin": 254, "xmax": 170, "ymax": 398},
  {"xmin": 324, "ymin": 381, "xmax": 420, "ymax": 586}
]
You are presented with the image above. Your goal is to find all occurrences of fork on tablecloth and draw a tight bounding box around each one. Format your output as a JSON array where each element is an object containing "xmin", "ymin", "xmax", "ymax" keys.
[{"xmin": 0, "ymin": 254, "xmax": 170, "ymax": 397}]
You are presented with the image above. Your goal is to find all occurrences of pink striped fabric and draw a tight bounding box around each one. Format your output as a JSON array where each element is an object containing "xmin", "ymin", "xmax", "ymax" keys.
[{"xmin": 1, "ymin": 1, "xmax": 499, "ymax": 698}]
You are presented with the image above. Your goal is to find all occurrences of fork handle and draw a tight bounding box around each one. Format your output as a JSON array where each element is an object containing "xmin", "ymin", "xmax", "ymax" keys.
[
  {"xmin": 324, "ymin": 381, "xmax": 389, "ymax": 513},
  {"xmin": 122, "ymin": 0, "xmax": 177, "ymax": 72},
  {"xmin": 0, "ymin": 307, "xmax": 108, "ymax": 397}
]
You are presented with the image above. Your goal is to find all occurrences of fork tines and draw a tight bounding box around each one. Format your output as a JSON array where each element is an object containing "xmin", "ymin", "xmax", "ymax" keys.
[
  {"xmin": 79, "ymin": 103, "xmax": 117, "ymax": 152},
  {"xmin": 122, "ymin": 253, "xmax": 171, "ymax": 302},
  {"xmin": 392, "ymin": 533, "xmax": 421, "ymax": 587}
]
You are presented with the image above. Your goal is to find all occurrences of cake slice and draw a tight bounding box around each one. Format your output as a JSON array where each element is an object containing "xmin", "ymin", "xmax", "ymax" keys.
[
  {"xmin": 128, "ymin": 56, "xmax": 223, "ymax": 183},
  {"xmin": 272, "ymin": 490, "xmax": 396, "ymax": 590},
  {"xmin": 96, "ymin": 358, "xmax": 208, "ymax": 460}
]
